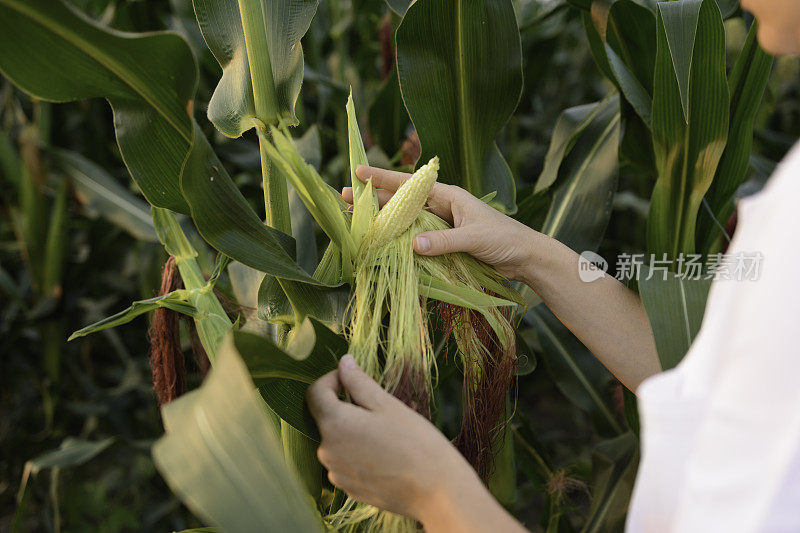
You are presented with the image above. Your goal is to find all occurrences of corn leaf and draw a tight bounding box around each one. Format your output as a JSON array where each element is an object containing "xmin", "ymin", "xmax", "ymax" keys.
[
  {"xmin": 648, "ymin": 0, "xmax": 728, "ymax": 260},
  {"xmin": 395, "ymin": 0, "xmax": 522, "ymax": 213},
  {"xmin": 233, "ymin": 318, "xmax": 347, "ymax": 440},
  {"xmin": 638, "ymin": 268, "xmax": 711, "ymax": 370},
  {"xmin": 385, "ymin": 0, "xmax": 413, "ymax": 16},
  {"xmin": 528, "ymin": 306, "xmax": 623, "ymax": 434},
  {"xmin": 697, "ymin": 21, "xmax": 772, "ymax": 253},
  {"xmin": 368, "ymin": 69, "xmax": 410, "ymax": 155},
  {"xmin": 180, "ymin": 124, "xmax": 332, "ymax": 286},
  {"xmin": 581, "ymin": 432, "xmax": 639, "ymax": 533},
  {"xmin": 541, "ymin": 95, "xmax": 620, "ymax": 255},
  {"xmin": 68, "ymin": 291, "xmax": 196, "ymax": 341},
  {"xmin": 535, "ymin": 102, "xmax": 605, "ymax": 193},
  {"xmin": 152, "ymin": 340, "xmax": 322, "ymax": 532},
  {"xmin": 0, "ymin": 0, "xmax": 196, "ymax": 213},
  {"xmin": 582, "ymin": 0, "xmax": 656, "ymax": 128},
  {"xmin": 264, "ymin": 126, "xmax": 356, "ymax": 274},
  {"xmin": 0, "ymin": 129, "xmax": 20, "ymax": 187},
  {"xmin": 192, "ymin": 0, "xmax": 318, "ymax": 134},
  {"xmin": 42, "ymin": 180, "xmax": 68, "ymax": 298},
  {"xmin": 53, "ymin": 149, "xmax": 158, "ymax": 243},
  {"xmin": 291, "ymin": 126, "xmax": 322, "ymax": 272}
]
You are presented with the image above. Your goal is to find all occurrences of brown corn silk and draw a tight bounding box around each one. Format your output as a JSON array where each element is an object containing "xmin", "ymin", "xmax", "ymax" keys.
[
  {"xmin": 440, "ymin": 301, "xmax": 516, "ymax": 480},
  {"xmin": 149, "ymin": 256, "xmax": 186, "ymax": 406}
]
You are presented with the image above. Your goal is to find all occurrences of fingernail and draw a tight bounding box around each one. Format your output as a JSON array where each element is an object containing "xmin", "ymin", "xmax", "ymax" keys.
[
  {"xmin": 415, "ymin": 235, "xmax": 430, "ymax": 252},
  {"xmin": 340, "ymin": 354, "xmax": 358, "ymax": 369}
]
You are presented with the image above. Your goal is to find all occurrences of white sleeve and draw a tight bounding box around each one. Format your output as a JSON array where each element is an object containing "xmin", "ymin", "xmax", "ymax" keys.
[{"xmin": 672, "ymin": 146, "xmax": 800, "ymax": 532}]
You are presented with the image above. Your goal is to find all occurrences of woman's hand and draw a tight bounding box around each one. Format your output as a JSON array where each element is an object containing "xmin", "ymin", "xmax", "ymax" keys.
[
  {"xmin": 343, "ymin": 165, "xmax": 540, "ymax": 282},
  {"xmin": 307, "ymin": 355, "xmax": 526, "ymax": 533}
]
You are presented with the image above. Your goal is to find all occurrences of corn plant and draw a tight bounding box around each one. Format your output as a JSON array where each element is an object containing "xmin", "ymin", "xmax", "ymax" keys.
[
  {"xmin": 0, "ymin": 0, "xmax": 780, "ymax": 531},
  {"xmin": 0, "ymin": 0, "xmax": 527, "ymax": 530}
]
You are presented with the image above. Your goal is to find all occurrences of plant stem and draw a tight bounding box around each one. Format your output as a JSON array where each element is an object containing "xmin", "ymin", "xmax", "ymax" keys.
[
  {"xmin": 257, "ymin": 128, "xmax": 292, "ymax": 234},
  {"xmin": 238, "ymin": 0, "xmax": 279, "ymax": 124}
]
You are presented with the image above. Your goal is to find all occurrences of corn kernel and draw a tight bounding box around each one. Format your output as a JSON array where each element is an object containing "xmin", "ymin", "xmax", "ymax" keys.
[{"xmin": 367, "ymin": 157, "xmax": 439, "ymax": 247}]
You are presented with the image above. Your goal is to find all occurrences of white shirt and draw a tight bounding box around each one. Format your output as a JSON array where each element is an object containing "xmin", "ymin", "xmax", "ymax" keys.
[{"xmin": 626, "ymin": 142, "xmax": 800, "ymax": 532}]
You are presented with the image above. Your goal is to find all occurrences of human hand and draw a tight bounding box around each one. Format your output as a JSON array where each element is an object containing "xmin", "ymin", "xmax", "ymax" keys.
[
  {"xmin": 343, "ymin": 165, "xmax": 541, "ymax": 282},
  {"xmin": 306, "ymin": 355, "xmax": 479, "ymax": 522}
]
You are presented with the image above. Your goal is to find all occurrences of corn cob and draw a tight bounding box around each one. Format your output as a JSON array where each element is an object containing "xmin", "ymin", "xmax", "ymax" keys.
[{"xmin": 366, "ymin": 156, "xmax": 439, "ymax": 247}]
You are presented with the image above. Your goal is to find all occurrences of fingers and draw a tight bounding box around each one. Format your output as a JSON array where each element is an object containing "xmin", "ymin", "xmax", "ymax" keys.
[
  {"xmin": 414, "ymin": 227, "xmax": 475, "ymax": 256},
  {"xmin": 306, "ymin": 369, "xmax": 343, "ymax": 421},
  {"xmin": 342, "ymin": 186, "xmax": 394, "ymax": 207},
  {"xmin": 356, "ymin": 165, "xmax": 410, "ymax": 192},
  {"xmin": 338, "ymin": 355, "xmax": 388, "ymax": 410},
  {"xmin": 349, "ymin": 168, "xmax": 476, "ymax": 227},
  {"xmin": 425, "ymin": 183, "xmax": 470, "ymax": 224}
]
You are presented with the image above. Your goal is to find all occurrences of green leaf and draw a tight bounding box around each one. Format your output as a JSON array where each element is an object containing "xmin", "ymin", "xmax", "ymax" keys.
[
  {"xmin": 715, "ymin": 0, "xmax": 739, "ymax": 19},
  {"xmin": 0, "ymin": 0, "xmax": 196, "ymax": 213},
  {"xmin": 582, "ymin": 0, "xmax": 656, "ymax": 127},
  {"xmin": 180, "ymin": 124, "xmax": 330, "ymax": 285},
  {"xmin": 541, "ymin": 95, "xmax": 620, "ymax": 254},
  {"xmin": 42, "ymin": 180, "xmax": 68, "ymax": 298},
  {"xmin": 535, "ymin": 101, "xmax": 604, "ymax": 193},
  {"xmin": 581, "ymin": 432, "xmax": 639, "ymax": 533},
  {"xmin": 386, "ymin": 0, "xmax": 413, "ymax": 16},
  {"xmin": 257, "ymin": 273, "xmax": 349, "ymax": 328},
  {"xmin": 698, "ymin": 21, "xmax": 772, "ymax": 253},
  {"xmin": 659, "ymin": 0, "xmax": 702, "ymax": 122},
  {"xmin": 264, "ymin": 126, "xmax": 356, "ymax": 268},
  {"xmin": 289, "ymin": 127, "xmax": 322, "ymax": 273},
  {"xmin": 347, "ymin": 91, "xmax": 379, "ymax": 249},
  {"xmin": 528, "ymin": 306, "xmax": 623, "ymax": 434},
  {"xmin": 606, "ymin": 45, "xmax": 653, "ymax": 128},
  {"xmin": 68, "ymin": 291, "xmax": 196, "ymax": 341},
  {"xmin": 0, "ymin": 129, "xmax": 20, "ymax": 187},
  {"xmin": 395, "ymin": 0, "xmax": 523, "ymax": 213},
  {"xmin": 192, "ymin": 0, "xmax": 318, "ymax": 134},
  {"xmin": 648, "ymin": 0, "xmax": 728, "ymax": 260},
  {"xmin": 53, "ymin": 149, "xmax": 157, "ymax": 242},
  {"xmin": 28, "ymin": 438, "xmax": 115, "ymax": 473},
  {"xmin": 368, "ymin": 69, "xmax": 410, "ymax": 155},
  {"xmin": 638, "ymin": 268, "xmax": 711, "ymax": 370},
  {"xmin": 152, "ymin": 339, "xmax": 323, "ymax": 532},
  {"xmin": 233, "ymin": 318, "xmax": 348, "ymax": 440}
]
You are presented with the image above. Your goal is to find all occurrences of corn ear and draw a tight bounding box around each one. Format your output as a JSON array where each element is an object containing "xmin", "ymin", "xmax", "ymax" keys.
[{"xmin": 367, "ymin": 156, "xmax": 439, "ymax": 247}]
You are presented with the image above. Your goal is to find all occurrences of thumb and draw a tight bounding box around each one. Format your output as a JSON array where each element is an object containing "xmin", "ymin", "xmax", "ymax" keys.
[
  {"xmin": 414, "ymin": 227, "xmax": 474, "ymax": 256},
  {"xmin": 338, "ymin": 355, "xmax": 387, "ymax": 410}
]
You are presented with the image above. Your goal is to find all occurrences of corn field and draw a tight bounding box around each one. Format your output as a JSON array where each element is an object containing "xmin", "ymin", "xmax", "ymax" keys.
[{"xmin": 0, "ymin": 0, "xmax": 798, "ymax": 531}]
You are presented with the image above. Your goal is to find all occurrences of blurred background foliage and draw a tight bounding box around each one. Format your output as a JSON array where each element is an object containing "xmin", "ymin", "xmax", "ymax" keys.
[{"xmin": 0, "ymin": 0, "xmax": 798, "ymax": 531}]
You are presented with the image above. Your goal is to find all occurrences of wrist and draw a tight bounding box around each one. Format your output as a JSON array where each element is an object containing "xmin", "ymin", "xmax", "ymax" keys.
[
  {"xmin": 516, "ymin": 229, "xmax": 553, "ymax": 287},
  {"xmin": 414, "ymin": 454, "xmax": 484, "ymax": 531}
]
